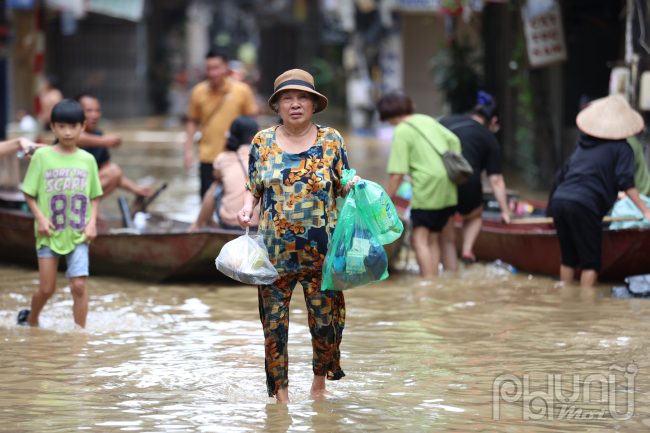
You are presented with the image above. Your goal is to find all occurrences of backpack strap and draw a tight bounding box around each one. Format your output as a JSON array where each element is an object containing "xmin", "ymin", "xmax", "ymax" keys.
[{"xmin": 404, "ymin": 121, "xmax": 444, "ymax": 157}]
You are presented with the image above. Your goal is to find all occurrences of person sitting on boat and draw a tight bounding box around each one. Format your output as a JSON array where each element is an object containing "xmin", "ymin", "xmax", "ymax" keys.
[
  {"xmin": 74, "ymin": 93, "xmax": 153, "ymax": 199},
  {"xmin": 379, "ymin": 89, "xmax": 460, "ymax": 277},
  {"xmin": 440, "ymin": 91, "xmax": 510, "ymax": 264},
  {"xmin": 549, "ymin": 95, "xmax": 650, "ymax": 287},
  {"xmin": 0, "ymin": 137, "xmax": 42, "ymax": 159},
  {"xmin": 188, "ymin": 116, "xmax": 260, "ymax": 231},
  {"xmin": 237, "ymin": 69, "xmax": 359, "ymax": 404}
]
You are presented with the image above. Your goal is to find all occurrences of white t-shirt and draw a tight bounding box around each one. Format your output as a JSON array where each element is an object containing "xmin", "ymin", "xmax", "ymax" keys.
[{"xmin": 19, "ymin": 115, "xmax": 38, "ymax": 132}]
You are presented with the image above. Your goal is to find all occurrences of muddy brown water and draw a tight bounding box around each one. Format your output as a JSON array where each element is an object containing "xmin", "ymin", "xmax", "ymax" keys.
[{"xmin": 2, "ymin": 126, "xmax": 650, "ymax": 431}]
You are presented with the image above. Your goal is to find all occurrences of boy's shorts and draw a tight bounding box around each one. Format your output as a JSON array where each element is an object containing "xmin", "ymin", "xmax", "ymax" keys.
[{"xmin": 37, "ymin": 243, "xmax": 89, "ymax": 278}]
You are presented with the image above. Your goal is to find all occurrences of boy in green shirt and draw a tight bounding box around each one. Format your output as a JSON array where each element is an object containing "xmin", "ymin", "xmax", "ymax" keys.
[{"xmin": 18, "ymin": 100, "xmax": 103, "ymax": 328}]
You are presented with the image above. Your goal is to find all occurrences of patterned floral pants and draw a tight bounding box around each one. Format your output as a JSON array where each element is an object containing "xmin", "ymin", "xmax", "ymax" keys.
[{"xmin": 258, "ymin": 269, "xmax": 346, "ymax": 397}]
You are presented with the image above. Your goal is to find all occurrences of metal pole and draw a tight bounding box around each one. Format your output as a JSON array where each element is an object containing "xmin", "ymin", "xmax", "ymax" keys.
[
  {"xmin": 0, "ymin": 0, "xmax": 7, "ymax": 141},
  {"xmin": 627, "ymin": 0, "xmax": 634, "ymax": 65}
]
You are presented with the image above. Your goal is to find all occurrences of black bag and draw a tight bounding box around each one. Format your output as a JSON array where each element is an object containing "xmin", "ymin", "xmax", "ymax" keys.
[{"xmin": 405, "ymin": 121, "xmax": 474, "ymax": 185}]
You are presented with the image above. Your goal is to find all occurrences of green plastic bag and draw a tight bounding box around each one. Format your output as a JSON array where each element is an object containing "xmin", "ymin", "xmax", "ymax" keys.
[
  {"xmin": 341, "ymin": 169, "xmax": 403, "ymax": 245},
  {"xmin": 321, "ymin": 190, "xmax": 389, "ymax": 291}
]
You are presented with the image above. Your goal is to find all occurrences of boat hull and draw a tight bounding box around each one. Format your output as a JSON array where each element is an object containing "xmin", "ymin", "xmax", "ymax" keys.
[
  {"xmin": 390, "ymin": 196, "xmax": 650, "ymax": 282},
  {"xmin": 454, "ymin": 218, "xmax": 650, "ymax": 281},
  {"xmin": 0, "ymin": 208, "xmax": 406, "ymax": 282},
  {"xmin": 0, "ymin": 208, "xmax": 240, "ymax": 281}
]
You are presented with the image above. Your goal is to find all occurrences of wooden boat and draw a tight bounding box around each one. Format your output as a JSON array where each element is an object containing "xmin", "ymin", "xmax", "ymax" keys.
[
  {"xmin": 0, "ymin": 206, "xmax": 241, "ymax": 281},
  {"xmin": 392, "ymin": 196, "xmax": 650, "ymax": 281},
  {"xmin": 0, "ymin": 193, "xmax": 405, "ymax": 282}
]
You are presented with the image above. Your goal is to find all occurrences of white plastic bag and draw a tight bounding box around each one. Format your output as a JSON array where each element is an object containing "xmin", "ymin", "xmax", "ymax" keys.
[{"xmin": 215, "ymin": 227, "xmax": 279, "ymax": 285}]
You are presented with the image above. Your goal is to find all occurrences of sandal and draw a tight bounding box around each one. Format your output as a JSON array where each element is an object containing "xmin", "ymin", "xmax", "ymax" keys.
[{"xmin": 460, "ymin": 254, "xmax": 477, "ymax": 264}]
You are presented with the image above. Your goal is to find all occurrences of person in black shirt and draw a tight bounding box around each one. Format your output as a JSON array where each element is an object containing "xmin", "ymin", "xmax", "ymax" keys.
[
  {"xmin": 75, "ymin": 94, "xmax": 152, "ymax": 198},
  {"xmin": 440, "ymin": 92, "xmax": 510, "ymax": 263},
  {"xmin": 550, "ymin": 95, "xmax": 650, "ymax": 287}
]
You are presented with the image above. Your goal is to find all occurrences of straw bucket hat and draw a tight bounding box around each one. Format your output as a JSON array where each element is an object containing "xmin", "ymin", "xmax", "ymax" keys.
[
  {"xmin": 268, "ymin": 69, "xmax": 328, "ymax": 114},
  {"xmin": 576, "ymin": 95, "xmax": 644, "ymax": 140}
]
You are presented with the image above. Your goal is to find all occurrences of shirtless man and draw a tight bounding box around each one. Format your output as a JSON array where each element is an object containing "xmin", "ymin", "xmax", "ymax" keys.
[
  {"xmin": 38, "ymin": 75, "xmax": 63, "ymax": 129},
  {"xmin": 75, "ymin": 93, "xmax": 152, "ymax": 198}
]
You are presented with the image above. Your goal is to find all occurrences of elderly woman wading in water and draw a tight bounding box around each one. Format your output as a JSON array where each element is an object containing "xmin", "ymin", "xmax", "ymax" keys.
[{"xmin": 238, "ymin": 69, "xmax": 359, "ymax": 404}]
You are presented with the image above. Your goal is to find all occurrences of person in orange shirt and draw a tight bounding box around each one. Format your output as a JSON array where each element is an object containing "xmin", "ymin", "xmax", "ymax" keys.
[{"xmin": 185, "ymin": 47, "xmax": 259, "ymax": 199}]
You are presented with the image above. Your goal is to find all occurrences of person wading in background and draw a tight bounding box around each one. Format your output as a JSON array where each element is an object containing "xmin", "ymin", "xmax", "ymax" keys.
[
  {"xmin": 440, "ymin": 91, "xmax": 510, "ymax": 264},
  {"xmin": 185, "ymin": 47, "xmax": 259, "ymax": 199},
  {"xmin": 379, "ymin": 89, "xmax": 460, "ymax": 277},
  {"xmin": 550, "ymin": 95, "xmax": 650, "ymax": 287}
]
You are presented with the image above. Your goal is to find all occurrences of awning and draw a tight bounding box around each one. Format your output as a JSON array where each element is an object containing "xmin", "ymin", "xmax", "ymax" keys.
[
  {"xmin": 88, "ymin": 0, "xmax": 145, "ymax": 22},
  {"xmin": 45, "ymin": 0, "xmax": 145, "ymax": 22},
  {"xmin": 397, "ymin": 0, "xmax": 509, "ymax": 13}
]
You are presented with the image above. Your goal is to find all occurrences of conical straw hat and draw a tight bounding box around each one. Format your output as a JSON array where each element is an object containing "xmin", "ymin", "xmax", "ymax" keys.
[{"xmin": 576, "ymin": 95, "xmax": 644, "ymax": 140}]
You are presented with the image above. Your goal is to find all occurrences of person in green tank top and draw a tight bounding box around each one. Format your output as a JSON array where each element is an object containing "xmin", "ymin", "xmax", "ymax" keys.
[{"xmin": 18, "ymin": 100, "xmax": 103, "ymax": 328}]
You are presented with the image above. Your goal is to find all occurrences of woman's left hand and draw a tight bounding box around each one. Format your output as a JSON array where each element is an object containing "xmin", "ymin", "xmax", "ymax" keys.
[{"xmin": 342, "ymin": 175, "xmax": 361, "ymax": 197}]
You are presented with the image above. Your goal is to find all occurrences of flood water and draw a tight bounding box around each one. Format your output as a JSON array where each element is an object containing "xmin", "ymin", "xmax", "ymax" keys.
[{"xmin": 2, "ymin": 123, "xmax": 650, "ymax": 431}]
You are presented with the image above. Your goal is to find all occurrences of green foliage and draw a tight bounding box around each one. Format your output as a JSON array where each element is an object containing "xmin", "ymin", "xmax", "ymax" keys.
[
  {"xmin": 429, "ymin": 37, "xmax": 484, "ymax": 114},
  {"xmin": 441, "ymin": 0, "xmax": 472, "ymax": 9},
  {"xmin": 509, "ymin": 36, "xmax": 540, "ymax": 188}
]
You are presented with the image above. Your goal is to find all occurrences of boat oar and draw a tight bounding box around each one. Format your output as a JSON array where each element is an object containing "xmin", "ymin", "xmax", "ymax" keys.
[
  {"xmin": 510, "ymin": 216, "xmax": 644, "ymax": 225},
  {"xmin": 130, "ymin": 183, "xmax": 168, "ymax": 216},
  {"xmin": 118, "ymin": 196, "xmax": 135, "ymax": 229}
]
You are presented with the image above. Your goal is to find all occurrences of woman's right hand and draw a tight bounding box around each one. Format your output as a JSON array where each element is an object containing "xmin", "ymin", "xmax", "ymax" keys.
[{"xmin": 237, "ymin": 206, "xmax": 254, "ymax": 229}]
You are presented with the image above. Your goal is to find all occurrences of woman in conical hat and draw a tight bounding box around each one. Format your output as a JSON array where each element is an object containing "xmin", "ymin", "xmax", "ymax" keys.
[{"xmin": 549, "ymin": 95, "xmax": 650, "ymax": 287}]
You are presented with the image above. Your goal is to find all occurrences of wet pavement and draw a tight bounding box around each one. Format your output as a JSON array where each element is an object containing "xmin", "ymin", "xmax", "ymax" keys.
[{"xmin": 1, "ymin": 123, "xmax": 649, "ymax": 431}]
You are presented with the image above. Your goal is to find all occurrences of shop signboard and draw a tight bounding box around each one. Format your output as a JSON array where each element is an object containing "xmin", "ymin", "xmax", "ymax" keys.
[{"xmin": 521, "ymin": 2, "xmax": 567, "ymax": 68}]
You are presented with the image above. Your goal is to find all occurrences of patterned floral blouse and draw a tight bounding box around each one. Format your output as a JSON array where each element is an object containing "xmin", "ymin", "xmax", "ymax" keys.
[{"xmin": 246, "ymin": 124, "xmax": 350, "ymax": 276}]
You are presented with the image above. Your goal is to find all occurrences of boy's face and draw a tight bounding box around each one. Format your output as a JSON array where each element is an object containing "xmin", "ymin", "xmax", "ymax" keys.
[{"xmin": 51, "ymin": 121, "xmax": 86, "ymax": 147}]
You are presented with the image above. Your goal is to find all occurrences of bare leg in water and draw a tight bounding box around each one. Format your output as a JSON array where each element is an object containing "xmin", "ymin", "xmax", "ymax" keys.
[
  {"xmin": 27, "ymin": 257, "xmax": 59, "ymax": 327},
  {"xmin": 310, "ymin": 375, "xmax": 329, "ymax": 399},
  {"xmin": 412, "ymin": 226, "xmax": 440, "ymax": 277},
  {"xmin": 560, "ymin": 264, "xmax": 576, "ymax": 285},
  {"xmin": 439, "ymin": 216, "xmax": 458, "ymax": 271},
  {"xmin": 460, "ymin": 205, "xmax": 483, "ymax": 262},
  {"xmin": 274, "ymin": 374, "xmax": 329, "ymax": 404},
  {"xmin": 276, "ymin": 387, "xmax": 290, "ymax": 404},
  {"xmin": 580, "ymin": 270, "xmax": 598, "ymax": 287}
]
